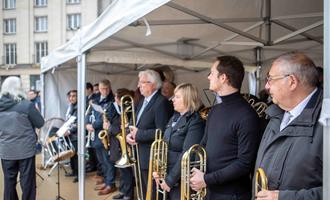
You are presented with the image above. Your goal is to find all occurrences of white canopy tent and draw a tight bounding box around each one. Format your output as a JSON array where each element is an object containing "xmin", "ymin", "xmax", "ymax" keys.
[{"xmin": 40, "ymin": 0, "xmax": 328, "ymax": 199}]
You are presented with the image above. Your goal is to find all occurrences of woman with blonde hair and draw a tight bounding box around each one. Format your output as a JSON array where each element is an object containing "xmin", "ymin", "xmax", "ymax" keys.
[{"xmin": 153, "ymin": 83, "xmax": 205, "ymax": 199}]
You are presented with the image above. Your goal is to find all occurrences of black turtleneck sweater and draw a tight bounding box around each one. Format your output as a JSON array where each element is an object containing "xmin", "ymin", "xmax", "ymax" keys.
[{"xmin": 201, "ymin": 91, "xmax": 260, "ymax": 196}]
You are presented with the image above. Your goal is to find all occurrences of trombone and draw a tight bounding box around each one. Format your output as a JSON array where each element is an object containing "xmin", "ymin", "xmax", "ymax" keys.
[
  {"xmin": 114, "ymin": 95, "xmax": 144, "ymax": 200},
  {"xmin": 255, "ymin": 168, "xmax": 268, "ymax": 195},
  {"xmin": 146, "ymin": 129, "xmax": 168, "ymax": 200},
  {"xmin": 181, "ymin": 144, "xmax": 207, "ymax": 200}
]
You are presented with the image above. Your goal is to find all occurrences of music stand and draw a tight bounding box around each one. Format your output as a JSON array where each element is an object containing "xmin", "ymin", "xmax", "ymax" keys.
[{"xmin": 55, "ymin": 137, "xmax": 65, "ymax": 200}]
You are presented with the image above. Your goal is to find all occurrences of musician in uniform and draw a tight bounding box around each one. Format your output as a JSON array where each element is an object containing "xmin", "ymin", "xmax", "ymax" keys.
[
  {"xmin": 190, "ymin": 56, "xmax": 261, "ymax": 199},
  {"xmin": 0, "ymin": 76, "xmax": 44, "ymax": 200},
  {"xmin": 63, "ymin": 90, "xmax": 79, "ymax": 182},
  {"xmin": 86, "ymin": 79, "xmax": 117, "ymax": 195}
]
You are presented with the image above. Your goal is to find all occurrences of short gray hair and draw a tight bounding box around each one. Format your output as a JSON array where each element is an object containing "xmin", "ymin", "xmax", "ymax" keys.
[
  {"xmin": 273, "ymin": 52, "xmax": 319, "ymax": 87},
  {"xmin": 0, "ymin": 76, "xmax": 27, "ymax": 100},
  {"xmin": 139, "ymin": 69, "xmax": 162, "ymax": 90}
]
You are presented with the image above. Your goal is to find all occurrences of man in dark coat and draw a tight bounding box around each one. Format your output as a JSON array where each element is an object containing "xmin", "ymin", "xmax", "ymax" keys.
[
  {"xmin": 190, "ymin": 56, "xmax": 261, "ymax": 200},
  {"xmin": 0, "ymin": 76, "xmax": 44, "ymax": 200},
  {"xmin": 127, "ymin": 69, "xmax": 173, "ymax": 199},
  {"xmin": 254, "ymin": 52, "xmax": 322, "ymax": 200}
]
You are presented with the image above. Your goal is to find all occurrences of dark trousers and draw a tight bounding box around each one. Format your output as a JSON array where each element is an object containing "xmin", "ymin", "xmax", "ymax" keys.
[
  {"xmin": 206, "ymin": 191, "xmax": 251, "ymax": 200},
  {"xmin": 119, "ymin": 167, "xmax": 134, "ymax": 197},
  {"xmin": 168, "ymin": 185, "xmax": 180, "ymax": 200},
  {"xmin": 1, "ymin": 156, "xmax": 36, "ymax": 200},
  {"xmin": 141, "ymin": 169, "xmax": 148, "ymax": 199},
  {"xmin": 95, "ymin": 147, "xmax": 116, "ymax": 187},
  {"xmin": 70, "ymin": 140, "xmax": 78, "ymax": 176}
]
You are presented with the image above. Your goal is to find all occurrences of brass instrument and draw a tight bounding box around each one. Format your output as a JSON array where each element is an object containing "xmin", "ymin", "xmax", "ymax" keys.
[
  {"xmin": 115, "ymin": 95, "xmax": 144, "ymax": 200},
  {"xmin": 255, "ymin": 168, "xmax": 268, "ymax": 195},
  {"xmin": 98, "ymin": 108, "xmax": 109, "ymax": 151},
  {"xmin": 253, "ymin": 102, "xmax": 268, "ymax": 118},
  {"xmin": 242, "ymin": 93, "xmax": 268, "ymax": 118},
  {"xmin": 181, "ymin": 144, "xmax": 207, "ymax": 200},
  {"xmin": 199, "ymin": 107, "xmax": 211, "ymax": 120},
  {"xmin": 85, "ymin": 104, "xmax": 93, "ymax": 148},
  {"xmin": 146, "ymin": 129, "xmax": 168, "ymax": 200}
]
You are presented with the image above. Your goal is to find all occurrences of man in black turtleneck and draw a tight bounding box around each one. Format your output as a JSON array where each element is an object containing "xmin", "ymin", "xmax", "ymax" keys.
[{"xmin": 190, "ymin": 56, "xmax": 261, "ymax": 200}]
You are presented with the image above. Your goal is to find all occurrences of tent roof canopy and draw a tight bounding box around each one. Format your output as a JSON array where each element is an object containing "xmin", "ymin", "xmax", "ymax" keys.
[{"xmin": 41, "ymin": 0, "xmax": 323, "ymax": 74}]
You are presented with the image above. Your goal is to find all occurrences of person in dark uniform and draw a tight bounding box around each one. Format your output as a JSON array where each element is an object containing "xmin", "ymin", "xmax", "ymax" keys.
[
  {"xmin": 127, "ymin": 69, "xmax": 173, "ymax": 199},
  {"xmin": 105, "ymin": 88, "xmax": 135, "ymax": 200},
  {"xmin": 153, "ymin": 83, "xmax": 205, "ymax": 199},
  {"xmin": 63, "ymin": 90, "xmax": 79, "ymax": 182},
  {"xmin": 86, "ymin": 79, "xmax": 117, "ymax": 195},
  {"xmin": 190, "ymin": 56, "xmax": 261, "ymax": 200},
  {"xmin": 0, "ymin": 76, "xmax": 44, "ymax": 200}
]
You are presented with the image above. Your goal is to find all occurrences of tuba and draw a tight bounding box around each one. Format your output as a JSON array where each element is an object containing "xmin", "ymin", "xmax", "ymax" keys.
[
  {"xmin": 255, "ymin": 168, "xmax": 268, "ymax": 195},
  {"xmin": 98, "ymin": 108, "xmax": 110, "ymax": 151},
  {"xmin": 146, "ymin": 129, "xmax": 168, "ymax": 200},
  {"xmin": 181, "ymin": 144, "xmax": 207, "ymax": 200},
  {"xmin": 115, "ymin": 95, "xmax": 144, "ymax": 200}
]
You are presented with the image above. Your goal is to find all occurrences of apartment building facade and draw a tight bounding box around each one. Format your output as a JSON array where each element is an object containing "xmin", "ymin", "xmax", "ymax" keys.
[{"xmin": 0, "ymin": 0, "xmax": 109, "ymax": 91}]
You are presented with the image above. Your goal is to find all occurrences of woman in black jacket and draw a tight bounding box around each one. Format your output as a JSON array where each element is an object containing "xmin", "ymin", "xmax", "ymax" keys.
[{"xmin": 153, "ymin": 83, "xmax": 205, "ymax": 199}]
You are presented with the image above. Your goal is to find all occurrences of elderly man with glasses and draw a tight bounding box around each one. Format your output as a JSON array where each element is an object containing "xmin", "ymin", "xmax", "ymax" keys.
[{"xmin": 253, "ymin": 52, "xmax": 323, "ymax": 200}]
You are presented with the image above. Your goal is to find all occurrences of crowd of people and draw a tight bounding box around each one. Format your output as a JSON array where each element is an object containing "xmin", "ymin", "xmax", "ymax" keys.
[{"xmin": 0, "ymin": 51, "xmax": 324, "ymax": 200}]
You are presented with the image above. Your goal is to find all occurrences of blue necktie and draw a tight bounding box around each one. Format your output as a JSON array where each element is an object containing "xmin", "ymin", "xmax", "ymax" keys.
[
  {"xmin": 137, "ymin": 100, "xmax": 148, "ymax": 124},
  {"xmin": 280, "ymin": 112, "xmax": 292, "ymax": 131}
]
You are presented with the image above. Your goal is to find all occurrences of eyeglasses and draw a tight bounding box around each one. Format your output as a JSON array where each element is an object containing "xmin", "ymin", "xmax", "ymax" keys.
[
  {"xmin": 138, "ymin": 81, "xmax": 152, "ymax": 85},
  {"xmin": 265, "ymin": 74, "xmax": 290, "ymax": 83}
]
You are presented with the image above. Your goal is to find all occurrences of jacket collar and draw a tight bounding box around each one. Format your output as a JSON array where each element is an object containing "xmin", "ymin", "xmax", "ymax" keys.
[{"xmin": 265, "ymin": 87, "xmax": 322, "ymax": 137}]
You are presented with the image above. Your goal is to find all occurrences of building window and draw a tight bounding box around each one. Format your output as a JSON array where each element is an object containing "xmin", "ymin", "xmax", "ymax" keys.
[
  {"xmin": 35, "ymin": 16, "xmax": 48, "ymax": 32},
  {"xmin": 35, "ymin": 42, "xmax": 48, "ymax": 63},
  {"xmin": 67, "ymin": 14, "xmax": 81, "ymax": 30},
  {"xmin": 4, "ymin": 19, "xmax": 16, "ymax": 34},
  {"xmin": 3, "ymin": 0, "xmax": 16, "ymax": 9},
  {"xmin": 35, "ymin": 0, "xmax": 47, "ymax": 7},
  {"xmin": 66, "ymin": 0, "xmax": 80, "ymax": 4},
  {"xmin": 4, "ymin": 43, "xmax": 17, "ymax": 65}
]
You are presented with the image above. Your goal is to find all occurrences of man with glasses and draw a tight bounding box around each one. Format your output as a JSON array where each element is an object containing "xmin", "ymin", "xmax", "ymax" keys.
[
  {"xmin": 126, "ymin": 69, "xmax": 173, "ymax": 199},
  {"xmin": 190, "ymin": 56, "xmax": 261, "ymax": 199},
  {"xmin": 253, "ymin": 52, "xmax": 322, "ymax": 200}
]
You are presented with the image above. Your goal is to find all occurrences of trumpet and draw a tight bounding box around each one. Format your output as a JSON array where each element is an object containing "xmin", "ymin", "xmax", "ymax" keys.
[
  {"xmin": 115, "ymin": 95, "xmax": 144, "ymax": 200},
  {"xmin": 181, "ymin": 144, "xmax": 207, "ymax": 200},
  {"xmin": 255, "ymin": 168, "xmax": 268, "ymax": 195},
  {"xmin": 98, "ymin": 108, "xmax": 110, "ymax": 151},
  {"xmin": 146, "ymin": 129, "xmax": 168, "ymax": 200}
]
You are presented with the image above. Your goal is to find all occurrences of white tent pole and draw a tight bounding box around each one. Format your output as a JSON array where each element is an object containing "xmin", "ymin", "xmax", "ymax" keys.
[
  {"xmin": 77, "ymin": 53, "xmax": 86, "ymax": 200},
  {"xmin": 255, "ymin": 47, "xmax": 262, "ymax": 96},
  {"xmin": 323, "ymin": 0, "xmax": 330, "ymax": 199}
]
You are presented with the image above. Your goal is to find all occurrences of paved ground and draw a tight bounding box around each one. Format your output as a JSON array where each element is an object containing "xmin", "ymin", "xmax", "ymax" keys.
[{"xmin": 0, "ymin": 155, "xmax": 121, "ymax": 200}]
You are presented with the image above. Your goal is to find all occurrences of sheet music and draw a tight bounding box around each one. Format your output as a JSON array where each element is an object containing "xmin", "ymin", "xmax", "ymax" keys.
[
  {"xmin": 56, "ymin": 116, "xmax": 76, "ymax": 137},
  {"xmin": 91, "ymin": 103, "xmax": 105, "ymax": 113}
]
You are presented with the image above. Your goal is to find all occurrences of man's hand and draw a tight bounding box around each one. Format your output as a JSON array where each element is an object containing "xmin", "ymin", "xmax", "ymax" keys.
[
  {"xmin": 153, "ymin": 172, "xmax": 161, "ymax": 186},
  {"xmin": 256, "ymin": 190, "xmax": 279, "ymax": 200},
  {"xmin": 190, "ymin": 168, "xmax": 207, "ymax": 191},
  {"xmin": 103, "ymin": 121, "xmax": 110, "ymax": 130},
  {"xmin": 129, "ymin": 126, "xmax": 138, "ymax": 140},
  {"xmin": 160, "ymin": 180, "xmax": 171, "ymax": 192},
  {"xmin": 64, "ymin": 130, "xmax": 70, "ymax": 137},
  {"xmin": 126, "ymin": 133, "xmax": 137, "ymax": 145},
  {"xmin": 86, "ymin": 124, "xmax": 94, "ymax": 132}
]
